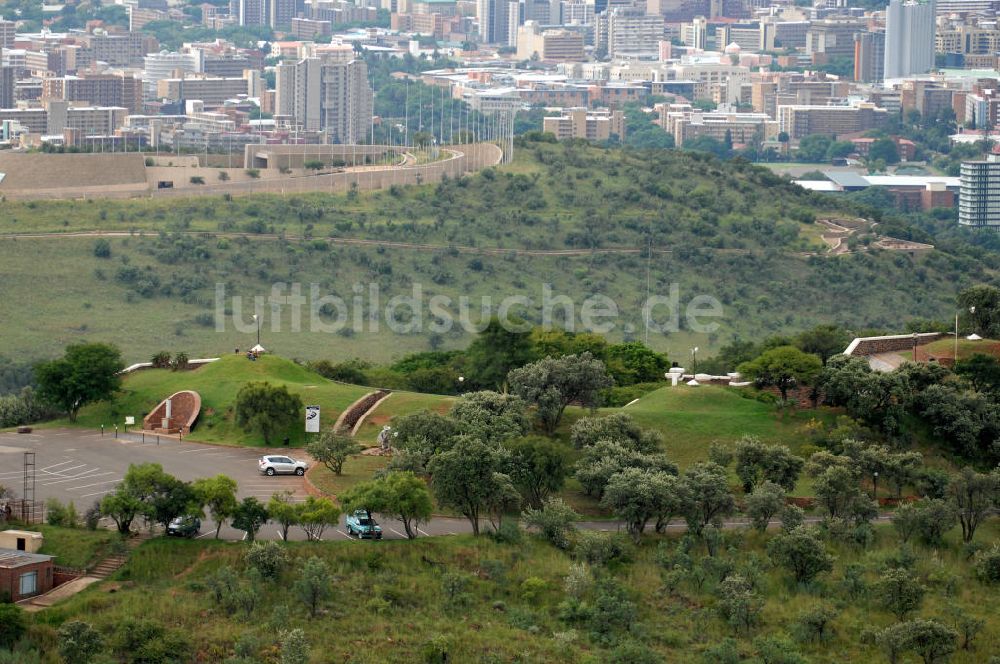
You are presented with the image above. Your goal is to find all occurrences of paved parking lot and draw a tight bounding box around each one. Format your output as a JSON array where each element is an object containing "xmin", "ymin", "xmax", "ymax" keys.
[{"xmin": 0, "ymin": 428, "xmax": 491, "ymax": 542}]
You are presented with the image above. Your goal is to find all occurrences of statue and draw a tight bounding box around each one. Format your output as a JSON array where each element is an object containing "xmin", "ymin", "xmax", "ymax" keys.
[{"xmin": 377, "ymin": 425, "xmax": 392, "ymax": 453}]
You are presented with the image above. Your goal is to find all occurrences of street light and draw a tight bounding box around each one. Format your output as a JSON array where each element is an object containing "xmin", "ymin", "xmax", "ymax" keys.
[
  {"xmin": 956, "ymin": 305, "xmax": 976, "ymax": 362},
  {"xmin": 873, "ymin": 471, "xmax": 879, "ymax": 500},
  {"xmin": 252, "ymin": 314, "xmax": 260, "ymax": 347},
  {"xmin": 691, "ymin": 347, "xmax": 699, "ymax": 373},
  {"xmin": 912, "ymin": 332, "xmax": 919, "ymax": 362}
]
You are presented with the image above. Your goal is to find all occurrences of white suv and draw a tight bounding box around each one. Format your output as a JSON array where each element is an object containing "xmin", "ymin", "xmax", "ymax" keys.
[{"xmin": 258, "ymin": 455, "xmax": 308, "ymax": 476}]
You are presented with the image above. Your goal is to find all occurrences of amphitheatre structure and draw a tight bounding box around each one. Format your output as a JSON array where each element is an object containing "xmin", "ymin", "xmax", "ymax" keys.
[{"xmin": 0, "ymin": 142, "xmax": 503, "ymax": 200}]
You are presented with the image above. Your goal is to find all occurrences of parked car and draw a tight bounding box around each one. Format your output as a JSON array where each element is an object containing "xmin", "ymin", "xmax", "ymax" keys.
[
  {"xmin": 166, "ymin": 515, "xmax": 201, "ymax": 538},
  {"xmin": 258, "ymin": 455, "xmax": 308, "ymax": 476},
  {"xmin": 345, "ymin": 510, "xmax": 382, "ymax": 539}
]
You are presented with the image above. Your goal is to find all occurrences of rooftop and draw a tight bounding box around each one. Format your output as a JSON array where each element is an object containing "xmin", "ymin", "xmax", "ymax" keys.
[{"xmin": 0, "ymin": 548, "xmax": 54, "ymax": 569}]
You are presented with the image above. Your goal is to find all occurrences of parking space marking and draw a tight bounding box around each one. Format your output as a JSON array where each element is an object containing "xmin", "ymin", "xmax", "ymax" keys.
[
  {"xmin": 388, "ymin": 527, "xmax": 405, "ymax": 538},
  {"xmin": 39, "ymin": 460, "xmax": 76, "ymax": 472},
  {"xmin": 80, "ymin": 488, "xmax": 115, "ymax": 498},
  {"xmin": 66, "ymin": 479, "xmax": 121, "ymax": 491},
  {"xmin": 41, "ymin": 471, "xmax": 113, "ymax": 486},
  {"xmin": 335, "ymin": 530, "xmax": 352, "ymax": 540},
  {"xmin": 177, "ymin": 447, "xmax": 217, "ymax": 454},
  {"xmin": 196, "ymin": 531, "xmax": 214, "ymax": 539},
  {"xmin": 417, "ymin": 528, "xmax": 431, "ymax": 537}
]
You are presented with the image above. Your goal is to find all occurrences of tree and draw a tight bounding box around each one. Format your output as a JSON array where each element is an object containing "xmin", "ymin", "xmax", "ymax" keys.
[
  {"xmin": 903, "ymin": 620, "xmax": 958, "ymax": 664},
  {"xmin": 464, "ymin": 317, "xmax": 537, "ymax": 389},
  {"xmin": 428, "ymin": 437, "xmax": 516, "ymax": 536},
  {"xmin": 605, "ymin": 342, "xmax": 669, "ymax": 385},
  {"xmin": 955, "ymin": 353, "xmax": 1000, "ymax": 394},
  {"xmin": 876, "ymin": 568, "xmax": 925, "ymax": 620},
  {"xmin": 813, "ymin": 464, "xmax": 868, "ymax": 520},
  {"xmin": 795, "ymin": 324, "xmax": 851, "ymax": 365},
  {"xmin": 58, "ymin": 621, "xmax": 103, "ymax": 664},
  {"xmin": 732, "ymin": 436, "xmax": 803, "ymax": 493},
  {"xmin": 391, "ymin": 410, "xmax": 460, "ymax": 454},
  {"xmin": 508, "ymin": 352, "xmax": 614, "ymax": 434},
  {"xmin": 507, "ymin": 436, "xmax": 569, "ymax": 509},
  {"xmin": 268, "ymin": 491, "xmax": 300, "ymax": 541},
  {"xmin": 767, "ymin": 528, "xmax": 834, "ymax": 584},
  {"xmin": 869, "ymin": 138, "xmax": 900, "ymax": 165},
  {"xmin": 100, "ymin": 463, "xmax": 193, "ymax": 534},
  {"xmin": 679, "ymin": 462, "xmax": 735, "ymax": 536},
  {"xmin": 745, "ymin": 481, "xmax": 786, "ymax": 533},
  {"xmin": 574, "ymin": 440, "xmax": 678, "ymax": 498},
  {"xmin": 948, "ymin": 467, "xmax": 1000, "ymax": 543},
  {"xmin": 958, "ymin": 284, "xmax": 1000, "ymax": 337},
  {"xmin": 0, "ymin": 604, "xmax": 26, "ymax": 650},
  {"xmin": 796, "ymin": 134, "xmax": 833, "ymax": 162},
  {"xmin": 34, "ymin": 343, "xmax": 124, "ymax": 420},
  {"xmin": 738, "ymin": 346, "xmax": 822, "ymax": 401},
  {"xmin": 341, "ymin": 471, "xmax": 433, "ymax": 539},
  {"xmin": 280, "ymin": 628, "xmax": 309, "ymax": 664},
  {"xmin": 297, "ymin": 496, "xmax": 340, "ymax": 541},
  {"xmin": 449, "ymin": 391, "xmax": 530, "ymax": 444},
  {"xmin": 232, "ymin": 497, "xmax": 269, "ymax": 542},
  {"xmin": 717, "ymin": 574, "xmax": 764, "ymax": 634},
  {"xmin": 522, "ymin": 497, "xmax": 579, "ymax": 549},
  {"xmin": 192, "ymin": 475, "xmax": 238, "ymax": 539},
  {"xmin": 93, "ymin": 239, "xmax": 112, "ymax": 258},
  {"xmin": 294, "ymin": 557, "xmax": 331, "ymax": 618},
  {"xmin": 570, "ymin": 412, "xmax": 661, "ymax": 452},
  {"xmin": 601, "ymin": 468, "xmax": 682, "ymax": 543},
  {"xmin": 99, "ymin": 488, "xmax": 145, "ymax": 535},
  {"xmin": 306, "ymin": 430, "xmax": 361, "ymax": 476},
  {"xmin": 234, "ymin": 382, "xmax": 303, "ymax": 444}
]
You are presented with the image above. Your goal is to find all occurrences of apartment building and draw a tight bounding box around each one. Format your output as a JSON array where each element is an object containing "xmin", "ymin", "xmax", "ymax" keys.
[
  {"xmin": 805, "ymin": 18, "xmax": 867, "ymax": 62},
  {"xmin": 291, "ymin": 17, "xmax": 333, "ymax": 39},
  {"xmin": 900, "ymin": 80, "xmax": 955, "ymax": 120},
  {"xmin": 600, "ymin": 9, "xmax": 664, "ymax": 59},
  {"xmin": 672, "ymin": 59, "xmax": 750, "ymax": 105},
  {"xmin": 884, "ymin": 0, "xmax": 936, "ymax": 79},
  {"xmin": 0, "ymin": 66, "xmax": 13, "ymax": 109},
  {"xmin": 156, "ymin": 76, "xmax": 250, "ymax": 104},
  {"xmin": 661, "ymin": 106, "xmax": 777, "ymax": 145},
  {"xmin": 854, "ymin": 31, "xmax": 885, "ymax": 83},
  {"xmin": 959, "ymin": 156, "xmax": 1000, "ymax": 229},
  {"xmin": 42, "ymin": 73, "xmax": 143, "ymax": 113},
  {"xmin": 274, "ymin": 55, "xmax": 372, "ymax": 141},
  {"xmin": 0, "ymin": 18, "xmax": 16, "ymax": 49},
  {"xmin": 542, "ymin": 107, "xmax": 625, "ymax": 140},
  {"xmin": 777, "ymin": 102, "xmax": 889, "ymax": 139},
  {"xmin": 516, "ymin": 22, "xmax": 585, "ymax": 61}
]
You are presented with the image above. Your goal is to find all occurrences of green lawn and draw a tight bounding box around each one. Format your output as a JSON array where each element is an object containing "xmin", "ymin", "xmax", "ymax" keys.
[
  {"xmin": 307, "ymin": 454, "xmax": 388, "ymax": 498},
  {"xmin": 353, "ymin": 391, "xmax": 454, "ymax": 444},
  {"xmin": 73, "ymin": 355, "xmax": 370, "ymax": 446},
  {"xmin": 914, "ymin": 337, "xmax": 1000, "ymax": 361},
  {"xmin": 32, "ymin": 525, "xmax": 119, "ymax": 570}
]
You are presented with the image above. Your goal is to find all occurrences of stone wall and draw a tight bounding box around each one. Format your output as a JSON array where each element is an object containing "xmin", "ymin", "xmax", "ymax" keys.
[
  {"xmin": 143, "ymin": 390, "xmax": 202, "ymax": 434},
  {"xmin": 844, "ymin": 332, "xmax": 944, "ymax": 357}
]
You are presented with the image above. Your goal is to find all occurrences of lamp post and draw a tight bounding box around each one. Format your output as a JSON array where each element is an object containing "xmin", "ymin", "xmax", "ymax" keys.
[
  {"xmin": 872, "ymin": 471, "xmax": 879, "ymax": 501},
  {"xmin": 252, "ymin": 314, "xmax": 260, "ymax": 347},
  {"xmin": 912, "ymin": 332, "xmax": 919, "ymax": 362},
  {"xmin": 956, "ymin": 305, "xmax": 976, "ymax": 363},
  {"xmin": 691, "ymin": 347, "xmax": 699, "ymax": 373}
]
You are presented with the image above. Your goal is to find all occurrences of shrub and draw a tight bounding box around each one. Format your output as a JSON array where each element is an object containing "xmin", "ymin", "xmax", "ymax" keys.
[
  {"xmin": 93, "ymin": 239, "xmax": 111, "ymax": 258},
  {"xmin": 245, "ymin": 168, "xmax": 260, "ymax": 179},
  {"xmin": 244, "ymin": 541, "xmax": 288, "ymax": 580},
  {"xmin": 767, "ymin": 528, "xmax": 834, "ymax": 584},
  {"xmin": 58, "ymin": 621, "xmax": 103, "ymax": 664},
  {"xmin": 589, "ymin": 577, "xmax": 637, "ymax": 644},
  {"xmin": 974, "ymin": 544, "xmax": 1000, "ymax": 583},
  {"xmin": 0, "ymin": 604, "xmax": 26, "ymax": 650},
  {"xmin": 574, "ymin": 530, "xmax": 627, "ymax": 567},
  {"xmin": 190, "ymin": 176, "xmax": 205, "ymax": 185},
  {"xmin": 717, "ymin": 574, "xmax": 764, "ymax": 634},
  {"xmin": 522, "ymin": 497, "xmax": 579, "ymax": 549},
  {"xmin": 150, "ymin": 352, "xmax": 171, "ymax": 369},
  {"xmin": 609, "ymin": 641, "xmax": 662, "ymax": 664},
  {"xmin": 421, "ymin": 634, "xmax": 451, "ymax": 664},
  {"xmin": 46, "ymin": 498, "xmax": 69, "ymax": 526}
]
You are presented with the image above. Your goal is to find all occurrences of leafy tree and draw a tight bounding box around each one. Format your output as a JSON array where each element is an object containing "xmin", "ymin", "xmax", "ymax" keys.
[
  {"xmin": 294, "ymin": 557, "xmax": 331, "ymax": 618},
  {"xmin": 93, "ymin": 239, "xmax": 112, "ymax": 258},
  {"xmin": 428, "ymin": 437, "xmax": 517, "ymax": 535},
  {"xmin": 231, "ymin": 497, "xmax": 269, "ymax": 541},
  {"xmin": 601, "ymin": 467, "xmax": 682, "ymax": 543},
  {"xmin": 192, "ymin": 474, "xmax": 238, "ymax": 539},
  {"xmin": 244, "ymin": 541, "xmax": 288, "ymax": 580},
  {"xmin": 732, "ymin": 436, "xmax": 803, "ymax": 493},
  {"xmin": 306, "ymin": 430, "xmax": 361, "ymax": 476},
  {"xmin": 958, "ymin": 284, "xmax": 1000, "ymax": 337},
  {"xmin": 390, "ymin": 410, "xmax": 460, "ymax": 454},
  {"xmin": 464, "ymin": 317, "xmax": 537, "ymax": 389},
  {"xmin": 507, "ymin": 436, "xmax": 569, "ymax": 508},
  {"xmin": 820, "ymin": 355, "xmax": 909, "ymax": 434},
  {"xmin": 795, "ymin": 324, "xmax": 851, "ymax": 365},
  {"xmin": 522, "ymin": 497, "xmax": 579, "ymax": 549},
  {"xmin": 605, "ymin": 342, "xmax": 669, "ymax": 384},
  {"xmin": 297, "ymin": 496, "xmax": 340, "ymax": 541},
  {"xmin": 973, "ymin": 543, "xmax": 1000, "ymax": 583},
  {"xmin": 0, "ymin": 604, "xmax": 26, "ymax": 650},
  {"xmin": 267, "ymin": 491, "xmax": 301, "ymax": 541},
  {"xmin": 234, "ymin": 382, "xmax": 303, "ymax": 444},
  {"xmin": 793, "ymin": 605, "xmax": 838, "ymax": 643},
  {"xmin": 739, "ymin": 346, "xmax": 822, "ymax": 401},
  {"xmin": 745, "ymin": 481, "xmax": 786, "ymax": 532},
  {"xmin": 717, "ymin": 574, "xmax": 764, "ymax": 634},
  {"xmin": 948, "ymin": 467, "xmax": 1000, "ymax": 542},
  {"xmin": 99, "ymin": 487, "xmax": 145, "ymax": 535},
  {"xmin": 812, "ymin": 463, "xmax": 869, "ymax": 520},
  {"xmin": 575, "ymin": 440, "xmax": 677, "ymax": 498},
  {"xmin": 679, "ymin": 462, "xmax": 735, "ymax": 536},
  {"xmin": 767, "ymin": 528, "xmax": 834, "ymax": 584},
  {"xmin": 508, "ymin": 352, "xmax": 613, "ymax": 434},
  {"xmin": 280, "ymin": 628, "xmax": 309, "ymax": 664},
  {"xmin": 58, "ymin": 621, "xmax": 103, "ymax": 664},
  {"xmin": 341, "ymin": 471, "xmax": 433, "ymax": 539},
  {"xmin": 449, "ymin": 391, "xmax": 530, "ymax": 444},
  {"xmin": 876, "ymin": 568, "xmax": 925, "ymax": 620},
  {"xmin": 796, "ymin": 134, "xmax": 833, "ymax": 162},
  {"xmin": 569, "ymin": 412, "xmax": 661, "ymax": 452},
  {"xmin": 34, "ymin": 343, "xmax": 124, "ymax": 420},
  {"xmin": 869, "ymin": 138, "xmax": 900, "ymax": 164},
  {"xmin": 955, "ymin": 353, "xmax": 1000, "ymax": 394},
  {"xmin": 903, "ymin": 620, "xmax": 958, "ymax": 664},
  {"xmin": 100, "ymin": 463, "xmax": 193, "ymax": 534}
]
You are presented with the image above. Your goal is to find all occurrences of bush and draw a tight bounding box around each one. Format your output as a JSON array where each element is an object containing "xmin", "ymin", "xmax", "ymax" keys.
[
  {"xmin": 245, "ymin": 168, "xmax": 260, "ymax": 179},
  {"xmin": 609, "ymin": 641, "xmax": 662, "ymax": 664},
  {"xmin": 974, "ymin": 543, "xmax": 1000, "ymax": 583},
  {"xmin": 522, "ymin": 498, "xmax": 579, "ymax": 549},
  {"xmin": 150, "ymin": 352, "xmax": 171, "ymax": 369},
  {"xmin": 575, "ymin": 530, "xmax": 627, "ymax": 567},
  {"xmin": 46, "ymin": 498, "xmax": 69, "ymax": 526},
  {"xmin": 0, "ymin": 604, "xmax": 26, "ymax": 650},
  {"xmin": 93, "ymin": 239, "xmax": 111, "ymax": 258},
  {"xmin": 244, "ymin": 541, "xmax": 288, "ymax": 580},
  {"xmin": 421, "ymin": 634, "xmax": 451, "ymax": 664},
  {"xmin": 190, "ymin": 176, "xmax": 205, "ymax": 185}
]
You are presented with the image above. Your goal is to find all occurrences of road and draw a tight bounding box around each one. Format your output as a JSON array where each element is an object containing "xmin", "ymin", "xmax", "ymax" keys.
[{"xmin": 0, "ymin": 428, "xmax": 625, "ymax": 543}]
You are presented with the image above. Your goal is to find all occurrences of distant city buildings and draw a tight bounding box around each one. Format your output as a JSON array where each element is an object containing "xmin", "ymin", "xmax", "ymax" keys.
[
  {"xmin": 959, "ymin": 156, "xmax": 1000, "ymax": 230},
  {"xmin": 543, "ymin": 107, "xmax": 624, "ymax": 139},
  {"xmin": 274, "ymin": 51, "xmax": 373, "ymax": 142}
]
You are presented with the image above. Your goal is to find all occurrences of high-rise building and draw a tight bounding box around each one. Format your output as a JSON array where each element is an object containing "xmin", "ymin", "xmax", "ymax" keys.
[
  {"xmin": 959, "ymin": 156, "xmax": 1000, "ymax": 230},
  {"xmin": 238, "ymin": 0, "xmax": 267, "ymax": 26},
  {"xmin": 0, "ymin": 65, "xmax": 14, "ymax": 109},
  {"xmin": 274, "ymin": 55, "xmax": 372, "ymax": 142},
  {"xmin": 854, "ymin": 30, "xmax": 885, "ymax": 83},
  {"xmin": 477, "ymin": 0, "xmax": 517, "ymax": 43},
  {"xmin": 0, "ymin": 18, "xmax": 16, "ymax": 50},
  {"xmin": 602, "ymin": 8, "xmax": 664, "ymax": 59},
  {"xmin": 884, "ymin": 0, "xmax": 936, "ymax": 80}
]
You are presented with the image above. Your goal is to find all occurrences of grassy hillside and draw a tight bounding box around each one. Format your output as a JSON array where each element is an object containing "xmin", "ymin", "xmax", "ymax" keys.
[
  {"xmin": 72, "ymin": 355, "xmax": 376, "ymax": 446},
  {"xmin": 1, "ymin": 140, "xmax": 992, "ymax": 367},
  {"xmin": 27, "ymin": 521, "xmax": 1000, "ymax": 663}
]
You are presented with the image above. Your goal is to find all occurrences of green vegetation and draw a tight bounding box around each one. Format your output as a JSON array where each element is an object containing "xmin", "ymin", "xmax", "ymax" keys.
[
  {"xmin": 2, "ymin": 140, "xmax": 993, "ymax": 368},
  {"xmin": 32, "ymin": 525, "xmax": 118, "ymax": 570}
]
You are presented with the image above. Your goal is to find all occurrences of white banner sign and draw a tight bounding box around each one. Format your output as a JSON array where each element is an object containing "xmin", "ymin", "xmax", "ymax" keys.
[
  {"xmin": 305, "ymin": 405, "xmax": 320, "ymax": 433},
  {"xmin": 125, "ymin": 416, "xmax": 135, "ymax": 425}
]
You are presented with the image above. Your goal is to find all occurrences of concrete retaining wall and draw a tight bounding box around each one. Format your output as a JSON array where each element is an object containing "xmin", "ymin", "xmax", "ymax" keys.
[{"xmin": 843, "ymin": 332, "xmax": 944, "ymax": 356}]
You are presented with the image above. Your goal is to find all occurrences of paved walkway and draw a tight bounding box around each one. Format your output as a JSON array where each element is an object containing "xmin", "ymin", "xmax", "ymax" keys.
[{"xmin": 19, "ymin": 576, "xmax": 101, "ymax": 612}]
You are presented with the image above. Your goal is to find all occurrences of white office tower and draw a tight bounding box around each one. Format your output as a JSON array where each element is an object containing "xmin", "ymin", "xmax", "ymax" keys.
[
  {"xmin": 274, "ymin": 55, "xmax": 372, "ymax": 142},
  {"xmin": 143, "ymin": 51, "xmax": 202, "ymax": 99},
  {"xmin": 478, "ymin": 0, "xmax": 516, "ymax": 43},
  {"xmin": 959, "ymin": 156, "xmax": 1000, "ymax": 230},
  {"xmin": 883, "ymin": 0, "xmax": 936, "ymax": 80}
]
